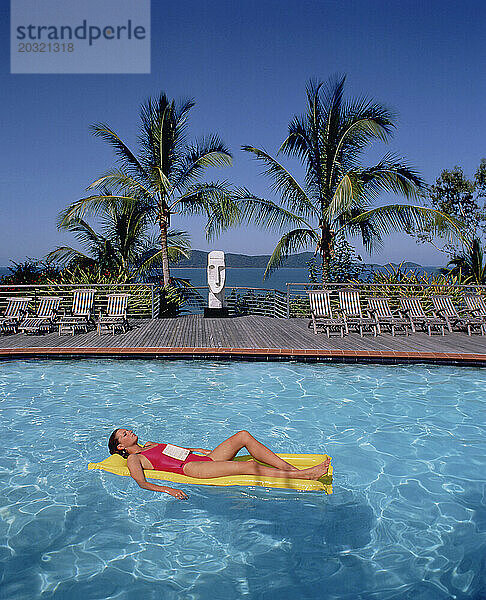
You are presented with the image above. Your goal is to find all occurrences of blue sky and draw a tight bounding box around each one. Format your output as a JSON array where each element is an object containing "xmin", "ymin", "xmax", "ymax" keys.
[{"xmin": 2, "ymin": 0, "xmax": 485, "ymax": 266}]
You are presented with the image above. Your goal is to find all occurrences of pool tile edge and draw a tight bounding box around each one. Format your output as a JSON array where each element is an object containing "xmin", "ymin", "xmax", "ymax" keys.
[{"xmin": 1, "ymin": 346, "xmax": 486, "ymax": 365}]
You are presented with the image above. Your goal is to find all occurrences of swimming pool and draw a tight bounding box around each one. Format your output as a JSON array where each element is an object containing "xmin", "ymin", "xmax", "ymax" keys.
[{"xmin": 0, "ymin": 359, "xmax": 485, "ymax": 599}]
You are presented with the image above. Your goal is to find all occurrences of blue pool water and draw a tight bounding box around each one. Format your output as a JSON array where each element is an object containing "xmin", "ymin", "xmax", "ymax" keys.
[{"xmin": 0, "ymin": 360, "xmax": 485, "ymax": 600}]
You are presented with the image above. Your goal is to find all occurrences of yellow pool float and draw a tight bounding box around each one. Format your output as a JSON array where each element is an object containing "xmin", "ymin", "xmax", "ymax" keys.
[{"xmin": 88, "ymin": 453, "xmax": 333, "ymax": 493}]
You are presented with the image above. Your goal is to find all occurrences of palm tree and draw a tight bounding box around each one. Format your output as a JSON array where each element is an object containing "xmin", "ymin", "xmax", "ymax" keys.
[
  {"xmin": 47, "ymin": 190, "xmax": 190, "ymax": 279},
  {"xmin": 242, "ymin": 76, "xmax": 462, "ymax": 280},
  {"xmin": 445, "ymin": 238, "xmax": 486, "ymax": 284},
  {"xmin": 60, "ymin": 93, "xmax": 234, "ymax": 286}
]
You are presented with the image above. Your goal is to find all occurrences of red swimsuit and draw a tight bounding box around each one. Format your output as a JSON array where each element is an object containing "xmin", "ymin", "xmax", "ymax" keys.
[{"xmin": 139, "ymin": 443, "xmax": 212, "ymax": 475}]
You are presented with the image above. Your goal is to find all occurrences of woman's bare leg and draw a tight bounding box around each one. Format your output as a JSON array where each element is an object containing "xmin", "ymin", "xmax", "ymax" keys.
[
  {"xmin": 208, "ymin": 431, "xmax": 298, "ymax": 470},
  {"xmin": 184, "ymin": 456, "xmax": 330, "ymax": 480}
]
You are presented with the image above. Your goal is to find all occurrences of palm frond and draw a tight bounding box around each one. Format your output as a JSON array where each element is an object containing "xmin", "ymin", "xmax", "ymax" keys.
[
  {"xmin": 242, "ymin": 146, "xmax": 316, "ymax": 218},
  {"xmin": 153, "ymin": 167, "xmax": 175, "ymax": 198},
  {"xmin": 325, "ymin": 157, "xmax": 425, "ymax": 223},
  {"xmin": 312, "ymin": 74, "xmax": 345, "ymax": 154},
  {"xmin": 319, "ymin": 74, "xmax": 346, "ymax": 131},
  {"xmin": 233, "ymin": 188, "xmax": 310, "ymax": 232},
  {"xmin": 177, "ymin": 181, "xmax": 240, "ymax": 239},
  {"xmin": 325, "ymin": 171, "xmax": 365, "ymax": 222},
  {"xmin": 91, "ymin": 123, "xmax": 146, "ymax": 179},
  {"xmin": 279, "ymin": 114, "xmax": 312, "ymax": 161},
  {"xmin": 445, "ymin": 238, "xmax": 486, "ymax": 284},
  {"xmin": 340, "ymin": 97, "xmax": 395, "ymax": 145},
  {"xmin": 351, "ymin": 205, "xmax": 467, "ymax": 245},
  {"xmin": 359, "ymin": 154, "xmax": 426, "ymax": 200},
  {"xmin": 173, "ymin": 135, "xmax": 232, "ymax": 191},
  {"xmin": 45, "ymin": 246, "xmax": 91, "ymax": 267},
  {"xmin": 176, "ymin": 180, "xmax": 232, "ymax": 212},
  {"xmin": 338, "ymin": 205, "xmax": 384, "ymax": 253},
  {"xmin": 137, "ymin": 247, "xmax": 189, "ymax": 274},
  {"xmin": 88, "ymin": 170, "xmax": 155, "ymax": 201},
  {"xmin": 264, "ymin": 228, "xmax": 319, "ymax": 279},
  {"xmin": 137, "ymin": 229, "xmax": 191, "ymax": 273},
  {"xmin": 327, "ymin": 98, "xmax": 396, "ymax": 190},
  {"xmin": 166, "ymin": 228, "xmax": 192, "ymax": 250},
  {"xmin": 58, "ymin": 193, "xmax": 142, "ymax": 226},
  {"xmin": 57, "ymin": 216, "xmax": 105, "ymax": 246},
  {"xmin": 139, "ymin": 94, "xmax": 195, "ymax": 180}
]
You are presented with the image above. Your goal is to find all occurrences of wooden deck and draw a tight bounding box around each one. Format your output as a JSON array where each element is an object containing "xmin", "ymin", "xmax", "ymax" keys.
[{"xmin": 1, "ymin": 315, "xmax": 486, "ymax": 364}]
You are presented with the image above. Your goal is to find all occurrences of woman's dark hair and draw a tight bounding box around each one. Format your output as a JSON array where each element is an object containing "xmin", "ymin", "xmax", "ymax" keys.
[{"xmin": 108, "ymin": 428, "xmax": 128, "ymax": 458}]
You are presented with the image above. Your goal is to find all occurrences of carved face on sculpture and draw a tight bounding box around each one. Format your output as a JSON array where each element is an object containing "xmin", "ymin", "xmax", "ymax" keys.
[{"xmin": 207, "ymin": 251, "xmax": 226, "ymax": 294}]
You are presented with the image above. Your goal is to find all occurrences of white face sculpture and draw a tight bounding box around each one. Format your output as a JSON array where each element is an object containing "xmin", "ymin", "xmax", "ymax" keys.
[{"xmin": 207, "ymin": 251, "xmax": 226, "ymax": 294}]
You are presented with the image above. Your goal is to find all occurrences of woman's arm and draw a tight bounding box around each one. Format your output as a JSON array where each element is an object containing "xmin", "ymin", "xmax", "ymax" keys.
[
  {"xmin": 126, "ymin": 455, "xmax": 188, "ymax": 499},
  {"xmin": 143, "ymin": 442, "xmax": 209, "ymax": 454},
  {"xmin": 187, "ymin": 447, "xmax": 211, "ymax": 454}
]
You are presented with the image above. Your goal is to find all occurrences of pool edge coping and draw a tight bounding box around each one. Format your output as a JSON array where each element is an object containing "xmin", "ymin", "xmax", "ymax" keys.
[{"xmin": 1, "ymin": 346, "xmax": 486, "ymax": 366}]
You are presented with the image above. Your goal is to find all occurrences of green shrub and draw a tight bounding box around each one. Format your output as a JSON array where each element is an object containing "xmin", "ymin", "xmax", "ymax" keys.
[
  {"xmin": 226, "ymin": 290, "xmax": 278, "ymax": 317},
  {"xmin": 158, "ymin": 285, "xmax": 185, "ymax": 317},
  {"xmin": 44, "ymin": 264, "xmax": 130, "ymax": 285},
  {"xmin": 1, "ymin": 260, "xmax": 59, "ymax": 285},
  {"xmin": 289, "ymin": 296, "xmax": 310, "ymax": 318}
]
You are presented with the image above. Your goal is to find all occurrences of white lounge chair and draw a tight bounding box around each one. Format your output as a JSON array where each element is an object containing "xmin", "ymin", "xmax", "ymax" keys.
[
  {"xmin": 19, "ymin": 296, "xmax": 61, "ymax": 334},
  {"xmin": 398, "ymin": 297, "xmax": 446, "ymax": 336},
  {"xmin": 307, "ymin": 290, "xmax": 345, "ymax": 337},
  {"xmin": 431, "ymin": 295, "xmax": 483, "ymax": 335},
  {"xmin": 0, "ymin": 297, "xmax": 32, "ymax": 334},
  {"xmin": 58, "ymin": 289, "xmax": 96, "ymax": 335},
  {"xmin": 97, "ymin": 293, "xmax": 130, "ymax": 334},
  {"xmin": 367, "ymin": 297, "xmax": 409, "ymax": 336},
  {"xmin": 463, "ymin": 295, "xmax": 486, "ymax": 335},
  {"xmin": 338, "ymin": 289, "xmax": 377, "ymax": 336}
]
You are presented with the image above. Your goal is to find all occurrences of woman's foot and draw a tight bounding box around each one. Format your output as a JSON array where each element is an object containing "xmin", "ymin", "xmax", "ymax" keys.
[{"xmin": 304, "ymin": 458, "xmax": 331, "ymax": 480}]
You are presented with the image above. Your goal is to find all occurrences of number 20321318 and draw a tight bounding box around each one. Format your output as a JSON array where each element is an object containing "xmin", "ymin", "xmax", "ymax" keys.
[{"xmin": 17, "ymin": 43, "xmax": 74, "ymax": 52}]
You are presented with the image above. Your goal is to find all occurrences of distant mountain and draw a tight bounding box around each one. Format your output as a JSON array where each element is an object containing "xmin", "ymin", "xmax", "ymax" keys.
[
  {"xmin": 170, "ymin": 250, "xmax": 316, "ymax": 268},
  {"xmin": 169, "ymin": 250, "xmax": 442, "ymax": 273}
]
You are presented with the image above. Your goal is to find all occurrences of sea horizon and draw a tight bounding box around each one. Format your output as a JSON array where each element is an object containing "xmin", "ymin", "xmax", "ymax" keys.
[{"xmin": 0, "ymin": 263, "xmax": 444, "ymax": 292}]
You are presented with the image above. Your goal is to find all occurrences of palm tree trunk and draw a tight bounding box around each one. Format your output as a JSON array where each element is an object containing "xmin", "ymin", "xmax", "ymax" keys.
[
  {"xmin": 320, "ymin": 226, "xmax": 332, "ymax": 283},
  {"xmin": 159, "ymin": 213, "xmax": 170, "ymax": 287},
  {"xmin": 321, "ymin": 255, "xmax": 328, "ymax": 283}
]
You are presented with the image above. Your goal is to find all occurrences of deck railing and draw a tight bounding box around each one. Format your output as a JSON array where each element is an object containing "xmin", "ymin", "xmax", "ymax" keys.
[
  {"xmin": 176, "ymin": 286, "xmax": 287, "ymax": 318},
  {"xmin": 0, "ymin": 284, "xmax": 158, "ymax": 319},
  {"xmin": 285, "ymin": 282, "xmax": 486, "ymax": 318},
  {"xmin": 0, "ymin": 284, "xmax": 288, "ymax": 319},
  {"xmin": 2, "ymin": 281, "xmax": 484, "ymax": 320}
]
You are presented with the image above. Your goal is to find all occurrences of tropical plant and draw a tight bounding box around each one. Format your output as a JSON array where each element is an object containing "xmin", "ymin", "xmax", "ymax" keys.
[
  {"xmin": 0, "ymin": 259, "xmax": 59, "ymax": 285},
  {"xmin": 225, "ymin": 289, "xmax": 280, "ymax": 317},
  {"xmin": 353, "ymin": 263, "xmax": 463, "ymax": 304},
  {"xmin": 306, "ymin": 234, "xmax": 363, "ymax": 283},
  {"xmin": 47, "ymin": 190, "xmax": 190, "ymax": 280},
  {"xmin": 242, "ymin": 75, "xmax": 463, "ymax": 281},
  {"xmin": 44, "ymin": 264, "xmax": 130, "ymax": 285},
  {"xmin": 411, "ymin": 161, "xmax": 486, "ymax": 255},
  {"xmin": 60, "ymin": 93, "xmax": 234, "ymax": 286},
  {"xmin": 444, "ymin": 237, "xmax": 486, "ymax": 284}
]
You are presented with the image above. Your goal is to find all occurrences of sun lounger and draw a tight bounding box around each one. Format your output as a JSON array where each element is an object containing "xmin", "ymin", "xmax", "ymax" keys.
[
  {"xmin": 463, "ymin": 295, "xmax": 486, "ymax": 335},
  {"xmin": 97, "ymin": 293, "xmax": 130, "ymax": 334},
  {"xmin": 307, "ymin": 290, "xmax": 346, "ymax": 337},
  {"xmin": 338, "ymin": 289, "xmax": 377, "ymax": 336},
  {"xmin": 367, "ymin": 297, "xmax": 410, "ymax": 336},
  {"xmin": 18, "ymin": 296, "xmax": 61, "ymax": 334},
  {"xmin": 398, "ymin": 297, "xmax": 447, "ymax": 336},
  {"xmin": 0, "ymin": 297, "xmax": 32, "ymax": 334},
  {"xmin": 431, "ymin": 295, "xmax": 483, "ymax": 335},
  {"xmin": 58, "ymin": 289, "xmax": 96, "ymax": 335}
]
